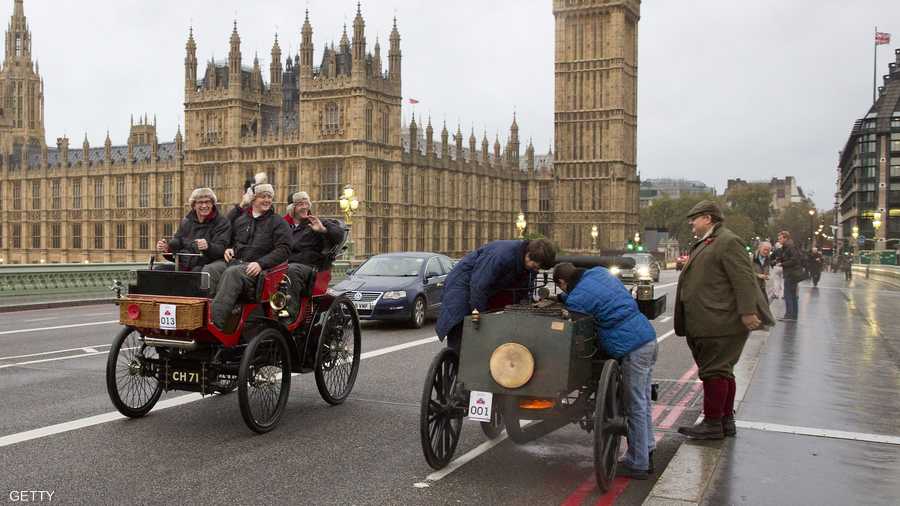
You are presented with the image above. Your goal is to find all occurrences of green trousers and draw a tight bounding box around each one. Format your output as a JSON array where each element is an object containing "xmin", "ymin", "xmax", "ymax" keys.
[{"xmin": 686, "ymin": 332, "xmax": 749, "ymax": 380}]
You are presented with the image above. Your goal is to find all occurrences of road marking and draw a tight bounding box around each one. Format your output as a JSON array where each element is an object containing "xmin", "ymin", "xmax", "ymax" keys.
[
  {"xmin": 0, "ymin": 344, "xmax": 111, "ymax": 361},
  {"xmin": 0, "ymin": 320, "xmax": 118, "ymax": 336},
  {"xmin": 22, "ymin": 317, "xmax": 59, "ymax": 323},
  {"xmin": 424, "ymin": 431, "xmax": 510, "ymax": 482},
  {"xmin": 735, "ymin": 421, "xmax": 900, "ymax": 446},
  {"xmin": 0, "ymin": 335, "xmax": 441, "ymax": 448},
  {"xmin": 0, "ymin": 350, "xmax": 109, "ymax": 369},
  {"xmin": 82, "ymin": 347, "xmax": 99, "ymax": 353},
  {"xmin": 656, "ymin": 282, "xmax": 677, "ymax": 289},
  {"xmin": 657, "ymin": 329, "xmax": 675, "ymax": 343},
  {"xmin": 659, "ymin": 316, "xmax": 672, "ymax": 323}
]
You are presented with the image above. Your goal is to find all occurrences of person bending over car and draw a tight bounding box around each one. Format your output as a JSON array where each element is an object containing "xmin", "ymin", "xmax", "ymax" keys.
[
  {"xmin": 283, "ymin": 191, "xmax": 343, "ymax": 319},
  {"xmin": 553, "ymin": 261, "xmax": 658, "ymax": 480},
  {"xmin": 155, "ymin": 187, "xmax": 231, "ymax": 271},
  {"xmin": 202, "ymin": 182, "xmax": 291, "ymax": 330},
  {"xmin": 435, "ymin": 239, "xmax": 556, "ymax": 352}
]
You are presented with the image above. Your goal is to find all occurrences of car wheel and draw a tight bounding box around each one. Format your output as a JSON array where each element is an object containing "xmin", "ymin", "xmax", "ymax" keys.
[{"xmin": 409, "ymin": 296, "xmax": 426, "ymax": 329}]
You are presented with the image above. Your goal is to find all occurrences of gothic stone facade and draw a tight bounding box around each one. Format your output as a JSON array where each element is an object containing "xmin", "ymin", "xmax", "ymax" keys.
[{"xmin": 0, "ymin": 1, "xmax": 640, "ymax": 263}]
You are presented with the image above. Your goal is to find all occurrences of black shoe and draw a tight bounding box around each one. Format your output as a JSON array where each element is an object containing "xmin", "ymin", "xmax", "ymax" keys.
[
  {"xmin": 648, "ymin": 450, "xmax": 655, "ymax": 475},
  {"xmin": 722, "ymin": 416, "xmax": 736, "ymax": 437},
  {"xmin": 616, "ymin": 463, "xmax": 650, "ymax": 480},
  {"xmin": 678, "ymin": 418, "xmax": 724, "ymax": 440}
]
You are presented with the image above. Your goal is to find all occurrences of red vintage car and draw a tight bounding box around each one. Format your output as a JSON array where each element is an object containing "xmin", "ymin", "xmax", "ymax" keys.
[{"xmin": 106, "ymin": 225, "xmax": 361, "ymax": 433}]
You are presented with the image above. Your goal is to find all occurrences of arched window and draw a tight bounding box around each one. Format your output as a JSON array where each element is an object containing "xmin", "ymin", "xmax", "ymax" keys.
[
  {"xmin": 365, "ymin": 103, "xmax": 373, "ymax": 141},
  {"xmin": 381, "ymin": 110, "xmax": 389, "ymax": 144},
  {"xmin": 325, "ymin": 102, "xmax": 340, "ymax": 131}
]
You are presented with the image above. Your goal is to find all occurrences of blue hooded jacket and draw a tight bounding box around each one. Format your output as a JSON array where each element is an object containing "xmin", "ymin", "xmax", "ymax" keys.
[
  {"xmin": 562, "ymin": 267, "xmax": 656, "ymax": 359},
  {"xmin": 436, "ymin": 240, "xmax": 532, "ymax": 338}
]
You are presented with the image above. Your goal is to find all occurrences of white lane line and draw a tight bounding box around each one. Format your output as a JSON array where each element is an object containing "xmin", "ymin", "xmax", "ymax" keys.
[
  {"xmin": 82, "ymin": 347, "xmax": 99, "ymax": 353},
  {"xmin": 0, "ymin": 334, "xmax": 442, "ymax": 448},
  {"xmin": 736, "ymin": 420, "xmax": 900, "ymax": 446},
  {"xmin": 659, "ymin": 316, "xmax": 672, "ymax": 323},
  {"xmin": 656, "ymin": 282, "xmax": 677, "ymax": 289},
  {"xmin": 657, "ymin": 329, "xmax": 676, "ymax": 343},
  {"xmin": 424, "ymin": 431, "xmax": 510, "ymax": 482},
  {"xmin": 0, "ymin": 350, "xmax": 108, "ymax": 369},
  {"xmin": 0, "ymin": 320, "xmax": 118, "ymax": 336},
  {"xmin": 23, "ymin": 317, "xmax": 60, "ymax": 323},
  {"xmin": 0, "ymin": 344, "xmax": 111, "ymax": 361}
]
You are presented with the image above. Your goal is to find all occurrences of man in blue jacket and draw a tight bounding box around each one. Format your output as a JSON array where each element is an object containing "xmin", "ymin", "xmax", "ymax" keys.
[
  {"xmin": 553, "ymin": 262, "xmax": 658, "ymax": 479},
  {"xmin": 436, "ymin": 239, "xmax": 556, "ymax": 351}
]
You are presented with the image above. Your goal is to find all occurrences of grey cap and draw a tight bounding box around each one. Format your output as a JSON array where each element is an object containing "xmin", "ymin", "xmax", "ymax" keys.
[{"xmin": 686, "ymin": 200, "xmax": 723, "ymax": 220}]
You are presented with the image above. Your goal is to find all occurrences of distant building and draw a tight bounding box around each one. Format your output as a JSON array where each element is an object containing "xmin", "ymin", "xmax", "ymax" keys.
[
  {"xmin": 725, "ymin": 176, "xmax": 808, "ymax": 214},
  {"xmin": 639, "ymin": 178, "xmax": 714, "ymax": 208},
  {"xmin": 837, "ymin": 48, "xmax": 900, "ymax": 251}
]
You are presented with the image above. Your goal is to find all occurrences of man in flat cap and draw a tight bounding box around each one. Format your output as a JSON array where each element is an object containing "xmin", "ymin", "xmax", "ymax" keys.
[{"xmin": 675, "ymin": 200, "xmax": 773, "ymax": 439}]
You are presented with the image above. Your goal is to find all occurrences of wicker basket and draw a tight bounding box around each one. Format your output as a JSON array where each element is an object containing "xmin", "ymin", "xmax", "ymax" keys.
[{"xmin": 118, "ymin": 296, "xmax": 206, "ymax": 330}]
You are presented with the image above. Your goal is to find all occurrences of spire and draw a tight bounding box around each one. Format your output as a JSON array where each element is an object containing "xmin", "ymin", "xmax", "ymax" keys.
[
  {"xmin": 388, "ymin": 16, "xmax": 401, "ymax": 81},
  {"xmin": 352, "ymin": 2, "xmax": 366, "ymax": 69},
  {"xmin": 5, "ymin": 0, "xmax": 33, "ymax": 65},
  {"xmin": 228, "ymin": 19, "xmax": 241, "ymax": 78},
  {"xmin": 493, "ymin": 133, "xmax": 502, "ymax": 162},
  {"xmin": 373, "ymin": 35, "xmax": 382, "ymax": 76},
  {"xmin": 440, "ymin": 120, "xmax": 449, "ymax": 159},
  {"xmin": 425, "ymin": 116, "xmax": 434, "ymax": 157},
  {"xmin": 270, "ymin": 33, "xmax": 283, "ymax": 86},
  {"xmin": 507, "ymin": 112, "xmax": 520, "ymax": 164},
  {"xmin": 481, "ymin": 132, "xmax": 489, "ymax": 163},
  {"xmin": 409, "ymin": 115, "xmax": 418, "ymax": 153},
  {"xmin": 340, "ymin": 23, "xmax": 350, "ymax": 50},
  {"xmin": 300, "ymin": 9, "xmax": 313, "ymax": 76},
  {"xmin": 469, "ymin": 127, "xmax": 477, "ymax": 162}
]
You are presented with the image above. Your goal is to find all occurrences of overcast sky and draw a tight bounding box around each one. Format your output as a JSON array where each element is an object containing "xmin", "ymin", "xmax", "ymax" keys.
[{"xmin": 15, "ymin": 0, "xmax": 900, "ymax": 208}]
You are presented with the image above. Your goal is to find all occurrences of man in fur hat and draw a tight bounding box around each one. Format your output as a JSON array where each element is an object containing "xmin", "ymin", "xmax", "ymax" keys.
[
  {"xmin": 203, "ymin": 182, "xmax": 292, "ymax": 330},
  {"xmin": 226, "ymin": 171, "xmax": 267, "ymax": 225},
  {"xmin": 156, "ymin": 187, "xmax": 231, "ymax": 271},
  {"xmin": 283, "ymin": 191, "xmax": 344, "ymax": 317}
]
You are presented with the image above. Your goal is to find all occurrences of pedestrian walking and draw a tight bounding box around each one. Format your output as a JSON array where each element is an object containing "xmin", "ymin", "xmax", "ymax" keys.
[
  {"xmin": 806, "ymin": 247, "xmax": 823, "ymax": 287},
  {"xmin": 753, "ymin": 241, "xmax": 772, "ymax": 303},
  {"xmin": 776, "ymin": 231, "xmax": 806, "ymax": 321},
  {"xmin": 674, "ymin": 200, "xmax": 774, "ymax": 440}
]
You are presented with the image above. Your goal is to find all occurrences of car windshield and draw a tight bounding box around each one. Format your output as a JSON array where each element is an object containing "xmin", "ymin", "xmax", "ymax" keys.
[
  {"xmin": 355, "ymin": 256, "xmax": 424, "ymax": 277},
  {"xmin": 624, "ymin": 254, "xmax": 651, "ymax": 265}
]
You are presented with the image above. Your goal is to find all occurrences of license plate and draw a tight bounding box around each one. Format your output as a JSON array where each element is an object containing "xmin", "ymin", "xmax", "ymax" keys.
[
  {"xmin": 467, "ymin": 390, "xmax": 493, "ymax": 422},
  {"xmin": 159, "ymin": 304, "xmax": 177, "ymax": 329},
  {"xmin": 353, "ymin": 302, "xmax": 372, "ymax": 311},
  {"xmin": 170, "ymin": 370, "xmax": 200, "ymax": 384}
]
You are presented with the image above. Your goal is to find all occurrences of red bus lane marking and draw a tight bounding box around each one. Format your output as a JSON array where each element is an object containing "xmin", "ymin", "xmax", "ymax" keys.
[
  {"xmin": 659, "ymin": 381, "xmax": 704, "ymax": 429},
  {"xmin": 559, "ymin": 364, "xmax": 700, "ymax": 506}
]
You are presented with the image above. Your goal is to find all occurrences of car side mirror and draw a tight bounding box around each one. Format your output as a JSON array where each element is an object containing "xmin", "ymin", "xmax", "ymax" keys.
[{"xmin": 346, "ymin": 268, "xmax": 355, "ymax": 276}]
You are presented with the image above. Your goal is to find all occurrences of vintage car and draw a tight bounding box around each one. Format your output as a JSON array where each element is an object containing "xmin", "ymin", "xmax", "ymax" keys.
[
  {"xmin": 418, "ymin": 255, "xmax": 666, "ymax": 492},
  {"xmin": 106, "ymin": 224, "xmax": 361, "ymax": 433}
]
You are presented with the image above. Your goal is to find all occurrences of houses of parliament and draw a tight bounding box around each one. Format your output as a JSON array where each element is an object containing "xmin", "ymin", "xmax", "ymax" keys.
[{"xmin": 0, "ymin": 0, "xmax": 640, "ymax": 264}]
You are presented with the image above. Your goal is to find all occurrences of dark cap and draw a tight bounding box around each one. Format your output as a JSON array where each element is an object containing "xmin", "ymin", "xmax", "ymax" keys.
[{"xmin": 686, "ymin": 200, "xmax": 723, "ymax": 220}]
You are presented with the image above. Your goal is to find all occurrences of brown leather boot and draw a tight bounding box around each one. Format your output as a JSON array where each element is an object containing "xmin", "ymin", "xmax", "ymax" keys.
[
  {"xmin": 678, "ymin": 418, "xmax": 724, "ymax": 440},
  {"xmin": 722, "ymin": 416, "xmax": 736, "ymax": 437}
]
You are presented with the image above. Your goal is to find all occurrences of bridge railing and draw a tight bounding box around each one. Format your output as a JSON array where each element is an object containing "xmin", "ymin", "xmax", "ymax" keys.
[{"xmin": 0, "ymin": 261, "xmax": 354, "ymax": 306}]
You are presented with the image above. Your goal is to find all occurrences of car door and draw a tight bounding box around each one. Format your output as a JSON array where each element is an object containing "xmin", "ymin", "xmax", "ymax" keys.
[{"xmin": 423, "ymin": 257, "xmax": 446, "ymax": 314}]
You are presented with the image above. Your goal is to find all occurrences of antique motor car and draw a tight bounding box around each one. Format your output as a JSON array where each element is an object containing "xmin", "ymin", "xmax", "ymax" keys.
[
  {"xmin": 418, "ymin": 255, "xmax": 666, "ymax": 492},
  {"xmin": 106, "ymin": 224, "xmax": 361, "ymax": 434},
  {"xmin": 619, "ymin": 252, "xmax": 662, "ymax": 283}
]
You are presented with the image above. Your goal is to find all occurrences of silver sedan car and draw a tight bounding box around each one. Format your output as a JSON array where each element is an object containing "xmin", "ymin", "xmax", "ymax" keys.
[{"xmin": 618, "ymin": 253, "xmax": 661, "ymax": 283}]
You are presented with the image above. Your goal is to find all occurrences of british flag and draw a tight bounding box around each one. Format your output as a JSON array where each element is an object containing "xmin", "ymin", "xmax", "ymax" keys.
[{"xmin": 876, "ymin": 31, "xmax": 891, "ymax": 45}]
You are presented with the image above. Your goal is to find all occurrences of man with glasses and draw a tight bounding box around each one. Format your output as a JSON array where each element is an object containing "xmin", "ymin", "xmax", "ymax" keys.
[{"xmin": 156, "ymin": 187, "xmax": 231, "ymax": 271}]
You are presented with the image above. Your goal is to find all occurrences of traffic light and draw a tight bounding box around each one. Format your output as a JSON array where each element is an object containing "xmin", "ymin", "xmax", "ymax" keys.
[
  {"xmin": 626, "ymin": 242, "xmax": 634, "ymax": 251},
  {"xmin": 636, "ymin": 245, "xmax": 644, "ymax": 252}
]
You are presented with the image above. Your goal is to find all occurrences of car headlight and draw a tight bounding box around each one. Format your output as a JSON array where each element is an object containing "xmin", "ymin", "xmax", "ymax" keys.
[
  {"xmin": 610, "ymin": 266, "xmax": 621, "ymax": 276},
  {"xmin": 327, "ymin": 287, "xmax": 341, "ymax": 297},
  {"xmin": 490, "ymin": 342, "xmax": 535, "ymax": 389},
  {"xmin": 637, "ymin": 266, "xmax": 651, "ymax": 278},
  {"xmin": 382, "ymin": 290, "xmax": 407, "ymax": 300}
]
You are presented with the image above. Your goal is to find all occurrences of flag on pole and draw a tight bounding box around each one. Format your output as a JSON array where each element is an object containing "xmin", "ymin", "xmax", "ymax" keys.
[
  {"xmin": 875, "ymin": 32, "xmax": 891, "ymax": 45},
  {"xmin": 408, "ymin": 98, "xmax": 419, "ymax": 104}
]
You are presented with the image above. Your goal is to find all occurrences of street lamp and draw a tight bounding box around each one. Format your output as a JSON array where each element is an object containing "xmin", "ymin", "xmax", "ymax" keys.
[
  {"xmin": 339, "ymin": 185, "xmax": 359, "ymax": 225},
  {"xmin": 515, "ymin": 212, "xmax": 527, "ymax": 239},
  {"xmin": 634, "ymin": 232, "xmax": 643, "ymax": 252},
  {"xmin": 851, "ymin": 225, "xmax": 859, "ymax": 261},
  {"xmin": 339, "ymin": 185, "xmax": 360, "ymax": 258},
  {"xmin": 808, "ymin": 209, "xmax": 816, "ymax": 248},
  {"xmin": 873, "ymin": 211, "xmax": 883, "ymax": 254},
  {"xmin": 590, "ymin": 225, "xmax": 599, "ymax": 253}
]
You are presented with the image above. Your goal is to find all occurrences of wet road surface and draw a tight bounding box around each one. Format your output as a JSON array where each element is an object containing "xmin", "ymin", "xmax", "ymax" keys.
[{"xmin": 703, "ymin": 271, "xmax": 900, "ymax": 506}]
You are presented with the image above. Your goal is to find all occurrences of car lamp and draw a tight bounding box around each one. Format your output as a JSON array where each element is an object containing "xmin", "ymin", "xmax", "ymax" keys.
[
  {"xmin": 126, "ymin": 304, "xmax": 141, "ymax": 320},
  {"xmin": 489, "ymin": 342, "xmax": 535, "ymax": 389},
  {"xmin": 382, "ymin": 291, "xmax": 407, "ymax": 300},
  {"xmin": 636, "ymin": 266, "xmax": 651, "ymax": 279},
  {"xmin": 609, "ymin": 266, "xmax": 621, "ymax": 276}
]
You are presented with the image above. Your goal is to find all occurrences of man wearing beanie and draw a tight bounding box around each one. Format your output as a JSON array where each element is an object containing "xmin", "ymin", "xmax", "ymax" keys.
[
  {"xmin": 156, "ymin": 187, "xmax": 231, "ymax": 271},
  {"xmin": 282, "ymin": 191, "xmax": 344, "ymax": 318},
  {"xmin": 675, "ymin": 200, "xmax": 773, "ymax": 439},
  {"xmin": 203, "ymin": 182, "xmax": 291, "ymax": 331}
]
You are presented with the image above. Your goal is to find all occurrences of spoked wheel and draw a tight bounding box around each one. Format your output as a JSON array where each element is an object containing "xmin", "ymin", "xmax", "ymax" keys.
[
  {"xmin": 420, "ymin": 348, "xmax": 464, "ymax": 470},
  {"xmin": 106, "ymin": 327, "xmax": 163, "ymax": 418},
  {"xmin": 480, "ymin": 401, "xmax": 504, "ymax": 440},
  {"xmin": 314, "ymin": 296, "xmax": 362, "ymax": 405},
  {"xmin": 593, "ymin": 359, "xmax": 627, "ymax": 493},
  {"xmin": 238, "ymin": 328, "xmax": 292, "ymax": 434},
  {"xmin": 502, "ymin": 396, "xmax": 568, "ymax": 444}
]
